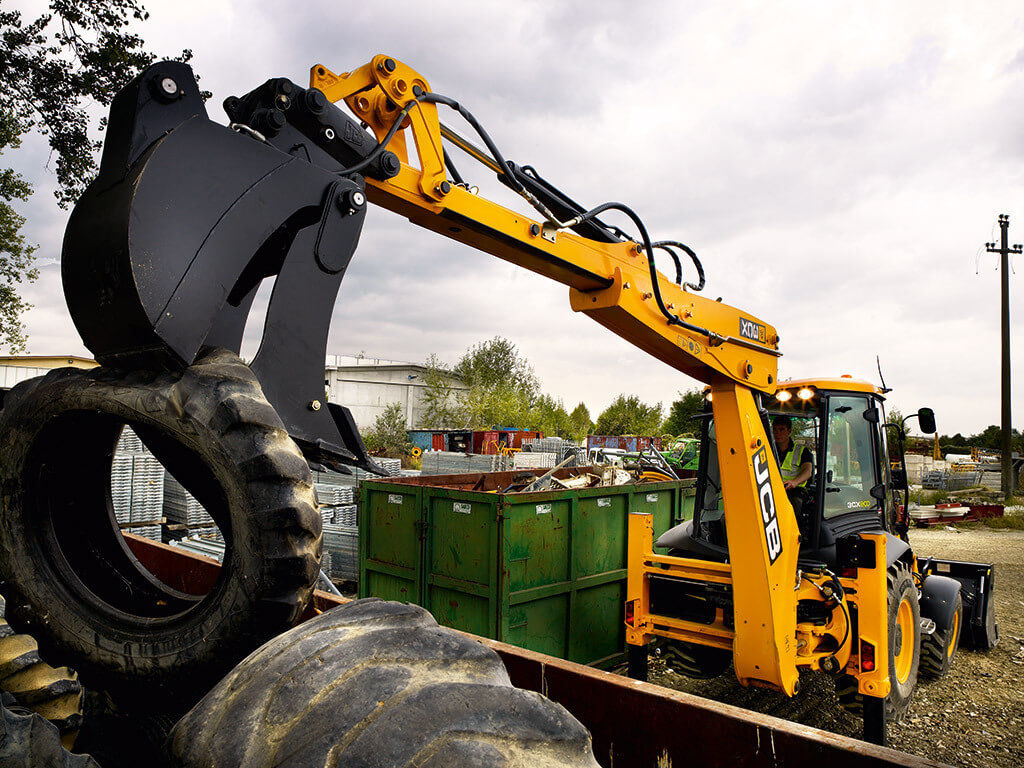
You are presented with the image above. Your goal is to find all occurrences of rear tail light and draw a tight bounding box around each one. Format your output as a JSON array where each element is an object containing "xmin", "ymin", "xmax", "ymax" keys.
[
  {"xmin": 625, "ymin": 600, "xmax": 637, "ymax": 627},
  {"xmin": 861, "ymin": 640, "xmax": 875, "ymax": 672}
]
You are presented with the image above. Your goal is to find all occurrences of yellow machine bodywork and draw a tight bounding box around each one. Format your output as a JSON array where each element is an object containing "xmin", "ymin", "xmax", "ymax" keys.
[{"xmin": 308, "ymin": 55, "xmax": 894, "ymax": 707}]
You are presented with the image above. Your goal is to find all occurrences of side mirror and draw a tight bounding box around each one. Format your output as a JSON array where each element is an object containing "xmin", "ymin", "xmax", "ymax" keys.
[{"xmin": 917, "ymin": 407, "xmax": 936, "ymax": 435}]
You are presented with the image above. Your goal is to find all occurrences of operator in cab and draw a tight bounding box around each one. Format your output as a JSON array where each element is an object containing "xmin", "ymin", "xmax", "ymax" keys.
[{"xmin": 771, "ymin": 415, "xmax": 813, "ymax": 489}]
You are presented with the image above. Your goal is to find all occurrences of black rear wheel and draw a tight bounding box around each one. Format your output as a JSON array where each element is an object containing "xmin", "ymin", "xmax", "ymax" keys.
[
  {"xmin": 837, "ymin": 564, "xmax": 920, "ymax": 722},
  {"xmin": 662, "ymin": 640, "xmax": 732, "ymax": 680},
  {"xmin": 919, "ymin": 592, "xmax": 962, "ymax": 680}
]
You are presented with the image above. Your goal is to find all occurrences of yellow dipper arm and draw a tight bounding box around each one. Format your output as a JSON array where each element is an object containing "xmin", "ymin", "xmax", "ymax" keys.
[{"xmin": 310, "ymin": 56, "xmax": 780, "ymax": 393}]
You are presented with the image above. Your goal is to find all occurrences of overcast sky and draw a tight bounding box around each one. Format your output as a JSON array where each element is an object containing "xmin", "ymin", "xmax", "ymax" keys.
[{"xmin": 7, "ymin": 1, "xmax": 1024, "ymax": 436}]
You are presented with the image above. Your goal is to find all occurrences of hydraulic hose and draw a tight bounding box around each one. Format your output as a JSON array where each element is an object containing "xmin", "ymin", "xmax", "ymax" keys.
[{"xmin": 652, "ymin": 240, "xmax": 705, "ymax": 292}]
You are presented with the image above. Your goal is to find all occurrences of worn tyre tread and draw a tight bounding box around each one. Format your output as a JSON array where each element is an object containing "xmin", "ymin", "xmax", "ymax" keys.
[
  {"xmin": 919, "ymin": 593, "xmax": 961, "ymax": 681},
  {"xmin": 0, "ymin": 703, "xmax": 99, "ymax": 768},
  {"xmin": 0, "ymin": 597, "xmax": 83, "ymax": 749},
  {"xmin": 662, "ymin": 640, "xmax": 732, "ymax": 680},
  {"xmin": 837, "ymin": 563, "xmax": 920, "ymax": 723},
  {"xmin": 170, "ymin": 599, "xmax": 600, "ymax": 768},
  {"xmin": 0, "ymin": 348, "xmax": 320, "ymax": 702}
]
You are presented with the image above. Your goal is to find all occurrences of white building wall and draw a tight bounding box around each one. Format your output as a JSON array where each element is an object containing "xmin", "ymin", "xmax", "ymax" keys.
[
  {"xmin": 325, "ymin": 364, "xmax": 465, "ymax": 430},
  {"xmin": 0, "ymin": 366, "xmax": 55, "ymax": 388}
]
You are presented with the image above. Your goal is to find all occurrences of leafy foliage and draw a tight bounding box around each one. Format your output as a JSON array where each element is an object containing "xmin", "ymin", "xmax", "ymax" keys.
[
  {"xmin": 454, "ymin": 337, "xmax": 539, "ymax": 396},
  {"xmin": 593, "ymin": 394, "xmax": 662, "ymax": 437},
  {"xmin": 568, "ymin": 402, "xmax": 592, "ymax": 442},
  {"xmin": 1, "ymin": 1, "xmax": 197, "ymax": 207},
  {"xmin": 529, "ymin": 393, "xmax": 571, "ymax": 438},
  {"xmin": 661, "ymin": 389, "xmax": 704, "ymax": 437},
  {"xmin": 885, "ymin": 408, "xmax": 909, "ymax": 442},
  {"xmin": 418, "ymin": 354, "xmax": 463, "ymax": 428},
  {"xmin": 0, "ymin": 1, "xmax": 195, "ymax": 351},
  {"xmin": 0, "ymin": 112, "xmax": 38, "ymax": 352},
  {"xmin": 363, "ymin": 402, "xmax": 412, "ymax": 459}
]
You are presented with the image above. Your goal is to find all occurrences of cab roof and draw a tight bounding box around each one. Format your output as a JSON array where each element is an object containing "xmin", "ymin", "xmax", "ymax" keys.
[{"xmin": 776, "ymin": 376, "xmax": 883, "ymax": 396}]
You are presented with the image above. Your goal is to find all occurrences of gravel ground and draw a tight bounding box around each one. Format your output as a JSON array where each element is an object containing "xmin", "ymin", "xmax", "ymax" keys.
[{"xmin": 641, "ymin": 527, "xmax": 1024, "ymax": 768}]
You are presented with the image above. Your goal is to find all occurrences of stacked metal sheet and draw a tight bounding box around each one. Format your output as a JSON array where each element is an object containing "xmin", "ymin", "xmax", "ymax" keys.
[
  {"xmin": 420, "ymin": 451, "xmax": 498, "ymax": 475},
  {"xmin": 163, "ymin": 472, "xmax": 216, "ymax": 530},
  {"xmin": 115, "ymin": 427, "xmax": 144, "ymax": 454},
  {"xmin": 373, "ymin": 458, "xmax": 403, "ymax": 476},
  {"xmin": 130, "ymin": 454, "xmax": 165, "ymax": 525},
  {"xmin": 521, "ymin": 438, "xmax": 585, "ymax": 466},
  {"xmin": 315, "ymin": 484, "xmax": 355, "ymax": 506},
  {"xmin": 333, "ymin": 504, "xmax": 358, "ymax": 527},
  {"xmin": 513, "ymin": 451, "xmax": 557, "ymax": 470},
  {"xmin": 322, "ymin": 523, "xmax": 358, "ymax": 581},
  {"xmin": 170, "ymin": 537, "xmax": 226, "ymax": 562},
  {"xmin": 111, "ymin": 455, "xmax": 134, "ymax": 525}
]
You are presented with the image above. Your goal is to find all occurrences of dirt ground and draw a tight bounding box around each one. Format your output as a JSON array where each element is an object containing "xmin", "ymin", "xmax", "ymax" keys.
[{"xmin": 642, "ymin": 527, "xmax": 1024, "ymax": 768}]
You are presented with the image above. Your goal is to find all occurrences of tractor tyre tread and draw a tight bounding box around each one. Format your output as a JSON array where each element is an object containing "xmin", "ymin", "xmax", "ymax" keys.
[
  {"xmin": 0, "ymin": 348, "xmax": 320, "ymax": 705},
  {"xmin": 0, "ymin": 703, "xmax": 99, "ymax": 768},
  {"xmin": 0, "ymin": 596, "xmax": 83, "ymax": 749},
  {"xmin": 919, "ymin": 593, "xmax": 962, "ymax": 681},
  {"xmin": 169, "ymin": 599, "xmax": 601, "ymax": 768},
  {"xmin": 661, "ymin": 640, "xmax": 732, "ymax": 680}
]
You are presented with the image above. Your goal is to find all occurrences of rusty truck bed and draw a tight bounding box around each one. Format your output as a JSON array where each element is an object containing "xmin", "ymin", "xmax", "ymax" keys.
[{"xmin": 127, "ymin": 534, "xmax": 946, "ymax": 768}]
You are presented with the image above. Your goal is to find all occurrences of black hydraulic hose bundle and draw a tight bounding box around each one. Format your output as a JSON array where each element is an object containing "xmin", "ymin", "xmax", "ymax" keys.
[{"xmin": 343, "ymin": 88, "xmax": 710, "ymax": 335}]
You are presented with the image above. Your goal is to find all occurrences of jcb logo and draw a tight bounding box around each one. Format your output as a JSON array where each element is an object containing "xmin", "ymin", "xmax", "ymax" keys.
[
  {"xmin": 739, "ymin": 318, "xmax": 767, "ymax": 343},
  {"xmin": 753, "ymin": 447, "xmax": 783, "ymax": 564}
]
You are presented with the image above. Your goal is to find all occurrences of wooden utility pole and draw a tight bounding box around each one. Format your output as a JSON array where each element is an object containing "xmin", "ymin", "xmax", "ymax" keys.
[{"xmin": 985, "ymin": 214, "xmax": 1021, "ymax": 499}]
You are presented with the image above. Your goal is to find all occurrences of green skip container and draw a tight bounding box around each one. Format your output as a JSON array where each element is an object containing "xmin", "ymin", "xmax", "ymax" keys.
[{"xmin": 358, "ymin": 467, "xmax": 695, "ymax": 668}]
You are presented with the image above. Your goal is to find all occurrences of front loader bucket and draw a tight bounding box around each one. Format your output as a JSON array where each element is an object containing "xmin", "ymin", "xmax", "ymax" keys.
[
  {"xmin": 921, "ymin": 558, "xmax": 998, "ymax": 650},
  {"xmin": 61, "ymin": 61, "xmax": 382, "ymax": 473}
]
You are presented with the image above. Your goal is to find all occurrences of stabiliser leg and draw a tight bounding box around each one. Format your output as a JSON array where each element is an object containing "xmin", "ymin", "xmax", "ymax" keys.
[
  {"xmin": 626, "ymin": 644, "xmax": 649, "ymax": 682},
  {"xmin": 62, "ymin": 61, "xmax": 388, "ymax": 472},
  {"xmin": 862, "ymin": 696, "xmax": 886, "ymax": 747}
]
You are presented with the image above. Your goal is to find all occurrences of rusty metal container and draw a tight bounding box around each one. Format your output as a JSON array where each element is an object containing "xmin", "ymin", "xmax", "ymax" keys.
[{"xmin": 358, "ymin": 468, "xmax": 695, "ymax": 667}]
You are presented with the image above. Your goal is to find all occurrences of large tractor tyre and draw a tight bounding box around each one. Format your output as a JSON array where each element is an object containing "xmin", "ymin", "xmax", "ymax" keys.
[
  {"xmin": 169, "ymin": 599, "xmax": 601, "ymax": 768},
  {"xmin": 919, "ymin": 592, "xmax": 962, "ymax": 680},
  {"xmin": 0, "ymin": 701, "xmax": 99, "ymax": 768},
  {"xmin": 661, "ymin": 640, "xmax": 732, "ymax": 680},
  {"xmin": 0, "ymin": 348, "xmax": 320, "ymax": 706},
  {"xmin": 0, "ymin": 596, "xmax": 83, "ymax": 749},
  {"xmin": 837, "ymin": 565, "xmax": 920, "ymax": 722}
]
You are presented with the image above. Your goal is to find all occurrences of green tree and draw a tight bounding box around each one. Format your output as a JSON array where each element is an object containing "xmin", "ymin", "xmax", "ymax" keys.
[
  {"xmin": 593, "ymin": 394, "xmax": 662, "ymax": 437},
  {"xmin": 0, "ymin": 2, "xmax": 195, "ymax": 349},
  {"xmin": 418, "ymin": 354, "xmax": 464, "ymax": 428},
  {"xmin": 0, "ymin": 113, "xmax": 38, "ymax": 352},
  {"xmin": 529, "ymin": 393, "xmax": 571, "ymax": 438},
  {"xmin": 567, "ymin": 402, "xmax": 592, "ymax": 442},
  {"xmin": 454, "ymin": 337, "xmax": 539, "ymax": 397},
  {"xmin": 363, "ymin": 402, "xmax": 412, "ymax": 459},
  {"xmin": 885, "ymin": 409, "xmax": 909, "ymax": 442},
  {"xmin": 461, "ymin": 381, "xmax": 532, "ymax": 430},
  {"xmin": 661, "ymin": 389, "xmax": 704, "ymax": 437}
]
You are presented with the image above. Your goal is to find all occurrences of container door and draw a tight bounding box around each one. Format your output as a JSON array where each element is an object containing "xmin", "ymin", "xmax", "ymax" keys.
[
  {"xmin": 432, "ymin": 433, "xmax": 445, "ymax": 451},
  {"xmin": 359, "ymin": 483, "xmax": 423, "ymax": 603},
  {"xmin": 422, "ymin": 491, "xmax": 499, "ymax": 638},
  {"xmin": 568, "ymin": 491, "xmax": 631, "ymax": 666},
  {"xmin": 502, "ymin": 496, "xmax": 573, "ymax": 660}
]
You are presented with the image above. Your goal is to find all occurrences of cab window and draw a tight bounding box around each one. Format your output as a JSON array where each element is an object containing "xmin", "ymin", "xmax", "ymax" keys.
[{"xmin": 823, "ymin": 395, "xmax": 881, "ymax": 518}]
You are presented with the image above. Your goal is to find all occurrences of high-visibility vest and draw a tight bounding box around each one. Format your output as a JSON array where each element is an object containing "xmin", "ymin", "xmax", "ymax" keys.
[{"xmin": 780, "ymin": 444, "xmax": 811, "ymax": 487}]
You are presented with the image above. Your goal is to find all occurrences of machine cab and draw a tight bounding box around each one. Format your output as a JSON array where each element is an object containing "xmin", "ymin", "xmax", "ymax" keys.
[{"xmin": 663, "ymin": 378, "xmax": 903, "ymax": 566}]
